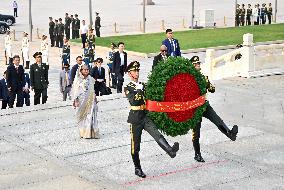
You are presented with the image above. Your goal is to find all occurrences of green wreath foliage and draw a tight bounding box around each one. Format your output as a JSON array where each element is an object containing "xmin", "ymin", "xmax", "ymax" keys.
[{"xmin": 145, "ymin": 56, "xmax": 208, "ymax": 137}]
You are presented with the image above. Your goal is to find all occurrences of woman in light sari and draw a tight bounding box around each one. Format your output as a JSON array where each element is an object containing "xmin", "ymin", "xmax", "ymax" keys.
[{"xmin": 72, "ymin": 64, "xmax": 100, "ymax": 139}]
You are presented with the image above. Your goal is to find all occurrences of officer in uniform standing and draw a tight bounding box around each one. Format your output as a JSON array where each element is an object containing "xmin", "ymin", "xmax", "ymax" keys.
[
  {"xmin": 41, "ymin": 34, "xmax": 49, "ymax": 66},
  {"xmin": 235, "ymin": 4, "xmax": 241, "ymax": 26},
  {"xmin": 4, "ymin": 30, "xmax": 13, "ymax": 65},
  {"xmin": 71, "ymin": 15, "xmax": 76, "ymax": 39},
  {"xmin": 246, "ymin": 4, "xmax": 252, "ymax": 25},
  {"xmin": 240, "ymin": 4, "xmax": 246, "ymax": 26},
  {"xmin": 62, "ymin": 39, "xmax": 71, "ymax": 69},
  {"xmin": 260, "ymin": 3, "xmax": 267, "ymax": 24},
  {"xmin": 30, "ymin": 52, "xmax": 49, "ymax": 105},
  {"xmin": 21, "ymin": 32, "xmax": 30, "ymax": 69},
  {"xmin": 124, "ymin": 61, "xmax": 179, "ymax": 178},
  {"xmin": 49, "ymin": 17, "xmax": 55, "ymax": 47},
  {"xmin": 74, "ymin": 14, "xmax": 80, "ymax": 39},
  {"xmin": 64, "ymin": 13, "xmax": 71, "ymax": 39},
  {"xmin": 54, "ymin": 19, "xmax": 59, "ymax": 47},
  {"xmin": 95, "ymin": 12, "xmax": 101, "ymax": 37},
  {"xmin": 189, "ymin": 56, "xmax": 238, "ymax": 162},
  {"xmin": 267, "ymin": 3, "xmax": 273, "ymax": 24},
  {"xmin": 58, "ymin": 18, "xmax": 65, "ymax": 48}
]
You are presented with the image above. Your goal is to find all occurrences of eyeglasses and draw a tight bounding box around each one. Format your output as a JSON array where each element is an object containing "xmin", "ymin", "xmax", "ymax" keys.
[{"xmin": 161, "ymin": 50, "xmax": 167, "ymax": 52}]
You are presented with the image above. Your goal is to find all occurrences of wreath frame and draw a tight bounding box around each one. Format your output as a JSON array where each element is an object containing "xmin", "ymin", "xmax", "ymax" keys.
[{"xmin": 145, "ymin": 56, "xmax": 208, "ymax": 137}]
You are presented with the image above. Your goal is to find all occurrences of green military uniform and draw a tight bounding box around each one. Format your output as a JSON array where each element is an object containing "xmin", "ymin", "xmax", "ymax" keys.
[
  {"xmin": 190, "ymin": 56, "xmax": 238, "ymax": 162},
  {"xmin": 54, "ymin": 20, "xmax": 59, "ymax": 47},
  {"xmin": 240, "ymin": 4, "xmax": 246, "ymax": 26},
  {"xmin": 246, "ymin": 4, "xmax": 252, "ymax": 25},
  {"xmin": 124, "ymin": 61, "xmax": 179, "ymax": 178},
  {"xmin": 87, "ymin": 33, "xmax": 96, "ymax": 50},
  {"xmin": 30, "ymin": 52, "xmax": 49, "ymax": 105},
  {"xmin": 74, "ymin": 14, "xmax": 80, "ymax": 39},
  {"xmin": 62, "ymin": 43, "xmax": 70, "ymax": 68},
  {"xmin": 58, "ymin": 19, "xmax": 65, "ymax": 48},
  {"xmin": 236, "ymin": 4, "xmax": 241, "ymax": 26},
  {"xmin": 71, "ymin": 15, "xmax": 75, "ymax": 39},
  {"xmin": 267, "ymin": 4, "xmax": 273, "ymax": 24},
  {"xmin": 65, "ymin": 15, "xmax": 71, "ymax": 39}
]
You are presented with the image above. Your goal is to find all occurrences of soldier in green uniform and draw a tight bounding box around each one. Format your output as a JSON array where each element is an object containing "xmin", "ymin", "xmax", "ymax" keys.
[
  {"xmin": 124, "ymin": 61, "xmax": 179, "ymax": 178},
  {"xmin": 58, "ymin": 18, "xmax": 65, "ymax": 48},
  {"xmin": 235, "ymin": 4, "xmax": 241, "ymax": 26},
  {"xmin": 87, "ymin": 28, "xmax": 96, "ymax": 50},
  {"xmin": 246, "ymin": 4, "xmax": 252, "ymax": 25},
  {"xmin": 267, "ymin": 3, "xmax": 273, "ymax": 24},
  {"xmin": 64, "ymin": 13, "xmax": 71, "ymax": 39},
  {"xmin": 30, "ymin": 52, "xmax": 49, "ymax": 105},
  {"xmin": 62, "ymin": 39, "xmax": 71, "ymax": 69},
  {"xmin": 70, "ymin": 15, "xmax": 75, "ymax": 39},
  {"xmin": 189, "ymin": 56, "xmax": 238, "ymax": 162},
  {"xmin": 54, "ymin": 19, "xmax": 59, "ymax": 47},
  {"xmin": 74, "ymin": 14, "xmax": 80, "ymax": 39},
  {"xmin": 240, "ymin": 4, "xmax": 246, "ymax": 26}
]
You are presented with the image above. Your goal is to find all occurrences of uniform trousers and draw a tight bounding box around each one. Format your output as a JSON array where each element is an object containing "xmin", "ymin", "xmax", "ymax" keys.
[
  {"xmin": 49, "ymin": 34, "xmax": 55, "ymax": 47},
  {"xmin": 130, "ymin": 116, "xmax": 163, "ymax": 156},
  {"xmin": 192, "ymin": 103, "xmax": 227, "ymax": 142},
  {"xmin": 34, "ymin": 88, "xmax": 47, "ymax": 105}
]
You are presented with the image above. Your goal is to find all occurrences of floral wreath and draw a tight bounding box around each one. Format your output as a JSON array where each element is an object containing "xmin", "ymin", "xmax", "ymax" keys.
[{"xmin": 145, "ymin": 56, "xmax": 208, "ymax": 137}]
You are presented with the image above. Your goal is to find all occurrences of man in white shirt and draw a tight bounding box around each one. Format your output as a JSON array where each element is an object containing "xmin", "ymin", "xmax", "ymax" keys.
[
  {"xmin": 81, "ymin": 20, "xmax": 88, "ymax": 48},
  {"xmin": 13, "ymin": 1, "xmax": 18, "ymax": 17}
]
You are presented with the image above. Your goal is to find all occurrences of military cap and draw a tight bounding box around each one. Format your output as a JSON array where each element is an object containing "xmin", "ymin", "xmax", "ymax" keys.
[
  {"xmin": 126, "ymin": 61, "xmax": 140, "ymax": 72},
  {"xmin": 75, "ymin": 14, "xmax": 78, "ymax": 17},
  {"xmin": 33, "ymin": 52, "xmax": 42, "ymax": 58},
  {"xmin": 59, "ymin": 18, "xmax": 62, "ymax": 21},
  {"xmin": 55, "ymin": 19, "xmax": 58, "ymax": 22},
  {"xmin": 49, "ymin": 16, "xmax": 52, "ymax": 19},
  {"xmin": 190, "ymin": 56, "xmax": 201, "ymax": 64}
]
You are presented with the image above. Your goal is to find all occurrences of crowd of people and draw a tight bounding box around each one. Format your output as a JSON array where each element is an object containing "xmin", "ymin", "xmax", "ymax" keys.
[
  {"xmin": 235, "ymin": 2, "xmax": 273, "ymax": 26},
  {"xmin": 1, "ymin": 26, "xmax": 240, "ymax": 179}
]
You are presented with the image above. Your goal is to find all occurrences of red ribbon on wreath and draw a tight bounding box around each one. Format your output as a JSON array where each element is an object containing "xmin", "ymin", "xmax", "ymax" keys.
[{"xmin": 146, "ymin": 96, "xmax": 206, "ymax": 113}]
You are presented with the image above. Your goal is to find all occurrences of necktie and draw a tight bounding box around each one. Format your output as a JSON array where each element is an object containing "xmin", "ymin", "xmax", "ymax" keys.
[
  {"xmin": 98, "ymin": 68, "xmax": 101, "ymax": 75},
  {"xmin": 65, "ymin": 71, "xmax": 69, "ymax": 86},
  {"xmin": 171, "ymin": 40, "xmax": 175, "ymax": 56},
  {"xmin": 16, "ymin": 67, "xmax": 18, "ymax": 73}
]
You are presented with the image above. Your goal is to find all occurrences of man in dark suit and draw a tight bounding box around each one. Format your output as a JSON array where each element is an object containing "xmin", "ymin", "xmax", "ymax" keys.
[
  {"xmin": 152, "ymin": 45, "xmax": 169, "ymax": 70},
  {"xmin": 30, "ymin": 52, "xmax": 49, "ymax": 105},
  {"xmin": 6, "ymin": 55, "xmax": 25, "ymax": 108},
  {"xmin": 70, "ymin": 56, "xmax": 84, "ymax": 84},
  {"xmin": 90, "ymin": 58, "xmax": 107, "ymax": 96},
  {"xmin": 162, "ymin": 29, "xmax": 181, "ymax": 57},
  {"xmin": 112, "ymin": 42, "xmax": 127, "ymax": 93},
  {"xmin": 0, "ymin": 71, "xmax": 10, "ymax": 109}
]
